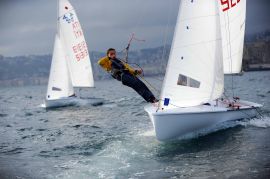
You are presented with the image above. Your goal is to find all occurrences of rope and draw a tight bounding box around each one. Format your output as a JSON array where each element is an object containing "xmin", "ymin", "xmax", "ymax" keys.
[
  {"xmin": 222, "ymin": 12, "xmax": 262, "ymax": 118},
  {"xmin": 138, "ymin": 75, "xmax": 161, "ymax": 94},
  {"xmin": 220, "ymin": 93, "xmax": 264, "ymax": 120},
  {"xmin": 150, "ymin": 76, "xmax": 163, "ymax": 82},
  {"xmin": 113, "ymin": 57, "xmax": 161, "ymax": 95},
  {"xmin": 121, "ymin": 33, "xmax": 145, "ymax": 63},
  {"xmin": 255, "ymin": 108, "xmax": 264, "ymax": 118}
]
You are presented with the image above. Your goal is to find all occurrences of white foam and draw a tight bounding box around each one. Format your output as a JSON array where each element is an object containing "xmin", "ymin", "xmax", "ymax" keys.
[
  {"xmin": 112, "ymin": 97, "xmax": 129, "ymax": 103},
  {"xmin": 139, "ymin": 129, "xmax": 155, "ymax": 137},
  {"xmin": 102, "ymin": 103, "xmax": 117, "ymax": 108},
  {"xmin": 74, "ymin": 98, "xmax": 104, "ymax": 106},
  {"xmin": 238, "ymin": 116, "xmax": 270, "ymax": 128},
  {"xmin": 39, "ymin": 103, "xmax": 46, "ymax": 108}
]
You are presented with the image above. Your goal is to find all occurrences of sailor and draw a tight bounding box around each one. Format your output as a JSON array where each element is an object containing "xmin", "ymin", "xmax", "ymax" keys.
[{"xmin": 98, "ymin": 48, "xmax": 158, "ymax": 103}]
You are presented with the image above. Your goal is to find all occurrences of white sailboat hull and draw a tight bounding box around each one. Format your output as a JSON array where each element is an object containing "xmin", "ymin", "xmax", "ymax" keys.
[
  {"xmin": 45, "ymin": 97, "xmax": 104, "ymax": 109},
  {"xmin": 145, "ymin": 100, "xmax": 262, "ymax": 141},
  {"xmin": 45, "ymin": 97, "xmax": 77, "ymax": 108}
]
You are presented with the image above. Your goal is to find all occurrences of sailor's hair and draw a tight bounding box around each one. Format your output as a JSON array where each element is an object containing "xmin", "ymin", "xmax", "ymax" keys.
[{"xmin": 107, "ymin": 48, "xmax": 116, "ymax": 55}]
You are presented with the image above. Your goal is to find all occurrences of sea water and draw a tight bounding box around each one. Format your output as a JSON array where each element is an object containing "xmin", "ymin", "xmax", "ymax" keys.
[{"xmin": 0, "ymin": 71, "xmax": 269, "ymax": 178}]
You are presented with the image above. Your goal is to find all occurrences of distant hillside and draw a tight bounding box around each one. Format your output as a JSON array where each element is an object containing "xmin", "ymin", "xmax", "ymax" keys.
[
  {"xmin": 0, "ymin": 31, "xmax": 270, "ymax": 87},
  {"xmin": 243, "ymin": 42, "xmax": 270, "ymax": 71},
  {"xmin": 0, "ymin": 46, "xmax": 170, "ymax": 86},
  {"xmin": 245, "ymin": 30, "xmax": 270, "ymax": 43}
]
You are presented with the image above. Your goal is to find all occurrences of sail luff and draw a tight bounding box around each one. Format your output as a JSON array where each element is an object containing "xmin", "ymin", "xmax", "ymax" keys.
[{"xmin": 159, "ymin": 0, "xmax": 183, "ymax": 109}]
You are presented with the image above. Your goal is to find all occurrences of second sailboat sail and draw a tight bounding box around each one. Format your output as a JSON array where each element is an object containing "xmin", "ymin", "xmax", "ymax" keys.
[{"xmin": 59, "ymin": 0, "xmax": 94, "ymax": 87}]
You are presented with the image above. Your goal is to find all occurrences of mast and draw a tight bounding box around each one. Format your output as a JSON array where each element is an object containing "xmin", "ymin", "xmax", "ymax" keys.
[{"xmin": 57, "ymin": 0, "xmax": 60, "ymax": 36}]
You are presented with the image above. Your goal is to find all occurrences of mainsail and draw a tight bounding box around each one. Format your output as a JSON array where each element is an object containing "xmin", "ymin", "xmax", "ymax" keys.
[
  {"xmin": 160, "ymin": 0, "xmax": 224, "ymax": 109},
  {"xmin": 219, "ymin": 0, "xmax": 246, "ymax": 74},
  {"xmin": 59, "ymin": 0, "xmax": 94, "ymax": 87},
  {"xmin": 46, "ymin": 35, "xmax": 74, "ymax": 100}
]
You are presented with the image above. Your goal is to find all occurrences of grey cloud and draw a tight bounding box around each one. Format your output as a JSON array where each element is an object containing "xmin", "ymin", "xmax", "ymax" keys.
[{"xmin": 0, "ymin": 0, "xmax": 269, "ymax": 56}]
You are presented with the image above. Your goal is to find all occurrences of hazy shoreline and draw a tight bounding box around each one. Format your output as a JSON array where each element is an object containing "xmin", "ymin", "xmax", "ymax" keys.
[
  {"xmin": 1, "ymin": 30, "xmax": 269, "ymax": 87},
  {"xmin": 1, "ymin": 70, "xmax": 270, "ymax": 88}
]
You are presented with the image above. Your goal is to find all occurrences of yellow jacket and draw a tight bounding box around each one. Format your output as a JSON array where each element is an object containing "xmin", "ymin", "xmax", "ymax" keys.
[{"xmin": 98, "ymin": 56, "xmax": 139, "ymax": 76}]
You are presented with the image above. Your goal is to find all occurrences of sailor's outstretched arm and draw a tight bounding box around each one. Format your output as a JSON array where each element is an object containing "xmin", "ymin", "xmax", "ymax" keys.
[
  {"xmin": 123, "ymin": 63, "xmax": 142, "ymax": 76},
  {"xmin": 98, "ymin": 57, "xmax": 112, "ymax": 72}
]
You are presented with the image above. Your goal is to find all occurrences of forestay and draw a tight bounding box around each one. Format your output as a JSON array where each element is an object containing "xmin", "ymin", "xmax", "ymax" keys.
[
  {"xmin": 219, "ymin": 0, "xmax": 246, "ymax": 74},
  {"xmin": 58, "ymin": 0, "xmax": 94, "ymax": 87},
  {"xmin": 160, "ymin": 0, "xmax": 224, "ymax": 109},
  {"xmin": 46, "ymin": 35, "xmax": 74, "ymax": 100}
]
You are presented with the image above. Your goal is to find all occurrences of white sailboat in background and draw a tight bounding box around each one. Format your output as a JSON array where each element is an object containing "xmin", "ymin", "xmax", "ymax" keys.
[
  {"xmin": 145, "ymin": 0, "xmax": 262, "ymax": 141},
  {"xmin": 45, "ymin": 0, "xmax": 98, "ymax": 108}
]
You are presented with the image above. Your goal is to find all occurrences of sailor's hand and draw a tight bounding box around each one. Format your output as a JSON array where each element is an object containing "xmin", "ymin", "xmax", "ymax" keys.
[{"xmin": 135, "ymin": 69, "xmax": 143, "ymax": 75}]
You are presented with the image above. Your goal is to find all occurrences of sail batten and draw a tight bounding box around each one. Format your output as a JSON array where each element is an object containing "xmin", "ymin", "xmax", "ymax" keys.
[{"xmin": 160, "ymin": 0, "xmax": 224, "ymax": 109}]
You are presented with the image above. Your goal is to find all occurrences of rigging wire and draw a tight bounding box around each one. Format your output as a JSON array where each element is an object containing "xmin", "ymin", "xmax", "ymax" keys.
[
  {"xmin": 118, "ymin": 0, "xmax": 175, "ymax": 97},
  {"xmin": 117, "ymin": 58, "xmax": 161, "ymax": 94},
  {"xmin": 226, "ymin": 10, "xmax": 235, "ymax": 98},
  {"xmin": 121, "ymin": 0, "xmax": 149, "ymax": 58},
  {"xmin": 121, "ymin": 33, "xmax": 146, "ymax": 63},
  {"xmin": 222, "ymin": 10, "xmax": 236, "ymax": 107},
  {"xmin": 222, "ymin": 11, "xmax": 262, "ymax": 119}
]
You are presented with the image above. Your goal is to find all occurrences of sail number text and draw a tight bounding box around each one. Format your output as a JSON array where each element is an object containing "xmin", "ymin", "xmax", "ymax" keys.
[
  {"xmin": 72, "ymin": 21, "xmax": 83, "ymax": 39},
  {"xmin": 73, "ymin": 41, "xmax": 88, "ymax": 61},
  {"xmin": 220, "ymin": 0, "xmax": 241, "ymax": 12},
  {"xmin": 71, "ymin": 21, "xmax": 88, "ymax": 61}
]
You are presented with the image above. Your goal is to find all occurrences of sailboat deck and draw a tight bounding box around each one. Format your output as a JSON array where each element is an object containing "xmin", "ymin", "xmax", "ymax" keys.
[{"xmin": 145, "ymin": 100, "xmax": 262, "ymax": 116}]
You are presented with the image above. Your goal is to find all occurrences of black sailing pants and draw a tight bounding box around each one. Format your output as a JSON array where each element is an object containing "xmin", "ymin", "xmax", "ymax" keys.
[{"xmin": 117, "ymin": 72, "xmax": 156, "ymax": 103}]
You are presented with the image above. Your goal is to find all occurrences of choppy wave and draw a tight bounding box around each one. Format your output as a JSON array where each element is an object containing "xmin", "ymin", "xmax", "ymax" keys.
[
  {"xmin": 1, "ymin": 72, "xmax": 270, "ymax": 179},
  {"xmin": 238, "ymin": 116, "xmax": 270, "ymax": 128}
]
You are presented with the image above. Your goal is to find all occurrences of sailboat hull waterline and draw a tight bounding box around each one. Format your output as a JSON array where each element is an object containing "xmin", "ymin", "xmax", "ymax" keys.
[
  {"xmin": 145, "ymin": 100, "xmax": 262, "ymax": 141},
  {"xmin": 45, "ymin": 97, "xmax": 77, "ymax": 108},
  {"xmin": 45, "ymin": 97, "xmax": 104, "ymax": 109}
]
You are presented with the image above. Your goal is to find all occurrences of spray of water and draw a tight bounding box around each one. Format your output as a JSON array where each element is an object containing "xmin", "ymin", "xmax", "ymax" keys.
[{"xmin": 238, "ymin": 116, "xmax": 270, "ymax": 128}]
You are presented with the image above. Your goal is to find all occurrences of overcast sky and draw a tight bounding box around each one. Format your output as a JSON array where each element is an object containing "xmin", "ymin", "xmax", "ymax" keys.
[{"xmin": 0, "ymin": 0, "xmax": 269, "ymax": 56}]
